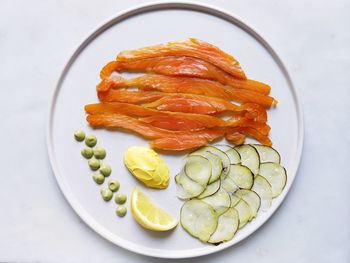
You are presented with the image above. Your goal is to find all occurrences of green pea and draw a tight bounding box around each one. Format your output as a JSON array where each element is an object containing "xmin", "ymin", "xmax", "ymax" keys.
[
  {"xmin": 100, "ymin": 188, "xmax": 113, "ymax": 201},
  {"xmin": 85, "ymin": 135, "xmax": 97, "ymax": 147},
  {"xmin": 100, "ymin": 164, "xmax": 111, "ymax": 177},
  {"xmin": 108, "ymin": 180, "xmax": 120, "ymax": 192},
  {"xmin": 81, "ymin": 147, "xmax": 93, "ymax": 159},
  {"xmin": 93, "ymin": 146, "xmax": 106, "ymax": 159},
  {"xmin": 74, "ymin": 129, "xmax": 85, "ymax": 141},
  {"xmin": 115, "ymin": 193, "xmax": 127, "ymax": 204},
  {"xmin": 116, "ymin": 206, "xmax": 127, "ymax": 217},
  {"xmin": 92, "ymin": 173, "xmax": 105, "ymax": 184},
  {"xmin": 88, "ymin": 159, "xmax": 100, "ymax": 171}
]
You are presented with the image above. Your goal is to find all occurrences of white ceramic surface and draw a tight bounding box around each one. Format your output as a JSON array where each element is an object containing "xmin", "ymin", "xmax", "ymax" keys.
[{"xmin": 47, "ymin": 2, "xmax": 303, "ymax": 258}]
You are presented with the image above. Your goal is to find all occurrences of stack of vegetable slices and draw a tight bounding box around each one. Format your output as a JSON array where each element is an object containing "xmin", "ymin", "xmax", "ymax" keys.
[
  {"xmin": 177, "ymin": 144, "xmax": 287, "ymax": 244},
  {"xmin": 85, "ymin": 38, "xmax": 277, "ymax": 151}
]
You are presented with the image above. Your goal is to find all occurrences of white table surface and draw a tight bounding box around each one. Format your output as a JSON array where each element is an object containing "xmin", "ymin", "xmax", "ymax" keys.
[{"xmin": 1, "ymin": 0, "xmax": 349, "ymax": 262}]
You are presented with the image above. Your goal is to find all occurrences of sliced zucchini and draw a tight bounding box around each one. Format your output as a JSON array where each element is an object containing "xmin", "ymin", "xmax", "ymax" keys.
[
  {"xmin": 192, "ymin": 146, "xmax": 231, "ymax": 177},
  {"xmin": 198, "ymin": 180, "xmax": 221, "ymax": 199},
  {"xmin": 229, "ymin": 193, "xmax": 241, "ymax": 208},
  {"xmin": 175, "ymin": 172, "xmax": 205, "ymax": 200},
  {"xmin": 184, "ymin": 155, "xmax": 211, "ymax": 186},
  {"xmin": 235, "ymin": 189, "xmax": 261, "ymax": 220},
  {"xmin": 234, "ymin": 199, "xmax": 252, "ymax": 229},
  {"xmin": 252, "ymin": 175, "xmax": 272, "ymax": 211},
  {"xmin": 208, "ymin": 208, "xmax": 239, "ymax": 244},
  {"xmin": 191, "ymin": 151, "xmax": 222, "ymax": 184},
  {"xmin": 251, "ymin": 144, "xmax": 281, "ymax": 163},
  {"xmin": 225, "ymin": 148, "xmax": 241, "ymax": 165},
  {"xmin": 221, "ymin": 176, "xmax": 239, "ymax": 193},
  {"xmin": 259, "ymin": 162, "xmax": 287, "ymax": 198},
  {"xmin": 234, "ymin": 145, "xmax": 260, "ymax": 175},
  {"xmin": 201, "ymin": 188, "xmax": 231, "ymax": 216},
  {"xmin": 227, "ymin": 164, "xmax": 254, "ymax": 189},
  {"xmin": 180, "ymin": 199, "xmax": 218, "ymax": 242}
]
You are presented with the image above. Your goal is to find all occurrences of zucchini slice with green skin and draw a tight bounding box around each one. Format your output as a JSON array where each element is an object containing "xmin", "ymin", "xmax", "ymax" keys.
[
  {"xmin": 234, "ymin": 199, "xmax": 252, "ymax": 229},
  {"xmin": 201, "ymin": 188, "xmax": 231, "ymax": 216},
  {"xmin": 221, "ymin": 176, "xmax": 239, "ymax": 193},
  {"xmin": 228, "ymin": 164, "xmax": 254, "ymax": 189},
  {"xmin": 225, "ymin": 148, "xmax": 241, "ymax": 165},
  {"xmin": 198, "ymin": 180, "xmax": 221, "ymax": 199},
  {"xmin": 208, "ymin": 208, "xmax": 239, "ymax": 244},
  {"xmin": 180, "ymin": 199, "xmax": 218, "ymax": 242},
  {"xmin": 191, "ymin": 151, "xmax": 222, "ymax": 184},
  {"xmin": 252, "ymin": 175, "xmax": 272, "ymax": 211},
  {"xmin": 235, "ymin": 189, "xmax": 261, "ymax": 220},
  {"xmin": 175, "ymin": 172, "xmax": 205, "ymax": 200},
  {"xmin": 251, "ymin": 144, "xmax": 281, "ymax": 164},
  {"xmin": 259, "ymin": 162, "xmax": 287, "ymax": 198},
  {"xmin": 192, "ymin": 146, "xmax": 231, "ymax": 177},
  {"xmin": 184, "ymin": 155, "xmax": 211, "ymax": 186},
  {"xmin": 234, "ymin": 145, "xmax": 260, "ymax": 175}
]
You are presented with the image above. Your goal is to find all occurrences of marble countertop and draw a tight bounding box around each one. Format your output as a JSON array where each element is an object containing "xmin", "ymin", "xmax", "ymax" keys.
[{"xmin": 0, "ymin": 0, "xmax": 349, "ymax": 262}]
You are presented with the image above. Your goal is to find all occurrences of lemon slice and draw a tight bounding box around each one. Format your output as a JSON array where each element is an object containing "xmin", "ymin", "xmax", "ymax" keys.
[{"xmin": 131, "ymin": 188, "xmax": 178, "ymax": 231}]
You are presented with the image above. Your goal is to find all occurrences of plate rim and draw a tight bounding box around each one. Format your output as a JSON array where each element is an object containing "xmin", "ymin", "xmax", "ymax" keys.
[{"xmin": 46, "ymin": 0, "xmax": 304, "ymax": 258}]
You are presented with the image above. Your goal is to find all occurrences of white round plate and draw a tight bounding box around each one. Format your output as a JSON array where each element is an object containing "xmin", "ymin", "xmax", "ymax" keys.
[{"xmin": 47, "ymin": 1, "xmax": 303, "ymax": 258}]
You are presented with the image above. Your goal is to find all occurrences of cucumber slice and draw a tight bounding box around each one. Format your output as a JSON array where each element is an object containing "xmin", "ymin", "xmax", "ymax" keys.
[
  {"xmin": 251, "ymin": 144, "xmax": 281, "ymax": 164},
  {"xmin": 221, "ymin": 176, "xmax": 239, "ymax": 193},
  {"xmin": 201, "ymin": 188, "xmax": 231, "ymax": 215},
  {"xmin": 175, "ymin": 172, "xmax": 205, "ymax": 200},
  {"xmin": 234, "ymin": 145, "xmax": 260, "ymax": 175},
  {"xmin": 184, "ymin": 155, "xmax": 211, "ymax": 186},
  {"xmin": 229, "ymin": 193, "xmax": 241, "ymax": 208},
  {"xmin": 208, "ymin": 208, "xmax": 239, "ymax": 244},
  {"xmin": 228, "ymin": 164, "xmax": 254, "ymax": 189},
  {"xmin": 191, "ymin": 151, "xmax": 222, "ymax": 184},
  {"xmin": 213, "ymin": 144, "xmax": 233, "ymax": 152},
  {"xmin": 234, "ymin": 199, "xmax": 252, "ymax": 229},
  {"xmin": 192, "ymin": 146, "xmax": 231, "ymax": 177},
  {"xmin": 259, "ymin": 162, "xmax": 287, "ymax": 198},
  {"xmin": 235, "ymin": 189, "xmax": 261, "ymax": 220},
  {"xmin": 180, "ymin": 199, "xmax": 218, "ymax": 242},
  {"xmin": 198, "ymin": 180, "xmax": 221, "ymax": 199},
  {"xmin": 252, "ymin": 175, "xmax": 272, "ymax": 211},
  {"xmin": 225, "ymin": 148, "xmax": 241, "ymax": 165}
]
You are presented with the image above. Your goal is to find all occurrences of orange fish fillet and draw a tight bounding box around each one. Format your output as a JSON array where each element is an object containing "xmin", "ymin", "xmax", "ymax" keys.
[
  {"xmin": 100, "ymin": 56, "xmax": 269, "ymax": 94},
  {"xmin": 84, "ymin": 103, "xmax": 270, "ymax": 134},
  {"xmin": 97, "ymin": 75, "xmax": 277, "ymax": 108},
  {"xmin": 116, "ymin": 38, "xmax": 246, "ymax": 79},
  {"xmin": 86, "ymin": 113, "xmax": 224, "ymax": 151}
]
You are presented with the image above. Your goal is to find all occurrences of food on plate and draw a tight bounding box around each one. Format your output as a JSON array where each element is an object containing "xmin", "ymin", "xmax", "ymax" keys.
[
  {"xmin": 97, "ymin": 74, "xmax": 276, "ymax": 107},
  {"xmin": 115, "ymin": 193, "xmax": 127, "ymax": 204},
  {"xmin": 93, "ymin": 146, "xmax": 106, "ymax": 159},
  {"xmin": 88, "ymin": 158, "xmax": 100, "ymax": 171},
  {"xmin": 115, "ymin": 38, "xmax": 246, "ymax": 79},
  {"xmin": 123, "ymin": 147, "xmax": 170, "ymax": 189},
  {"xmin": 92, "ymin": 172, "xmax": 105, "ymax": 184},
  {"xmin": 86, "ymin": 39, "xmax": 278, "ymax": 150},
  {"xmin": 81, "ymin": 147, "xmax": 93, "ymax": 159},
  {"xmin": 175, "ymin": 144, "xmax": 287, "ymax": 244},
  {"xmin": 108, "ymin": 179, "xmax": 120, "ymax": 192},
  {"xmin": 85, "ymin": 135, "xmax": 97, "ymax": 147},
  {"xmin": 74, "ymin": 129, "xmax": 86, "ymax": 141},
  {"xmin": 116, "ymin": 205, "xmax": 127, "ymax": 217},
  {"xmin": 131, "ymin": 188, "xmax": 178, "ymax": 231},
  {"xmin": 100, "ymin": 187, "xmax": 113, "ymax": 201},
  {"xmin": 99, "ymin": 164, "xmax": 112, "ymax": 177}
]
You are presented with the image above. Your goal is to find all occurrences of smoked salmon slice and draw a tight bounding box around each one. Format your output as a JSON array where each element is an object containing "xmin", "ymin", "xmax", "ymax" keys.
[
  {"xmin": 100, "ymin": 56, "xmax": 269, "ymax": 94},
  {"xmin": 86, "ymin": 113, "xmax": 225, "ymax": 151},
  {"xmin": 116, "ymin": 38, "xmax": 246, "ymax": 79},
  {"xmin": 98, "ymin": 90, "xmax": 166, "ymax": 104},
  {"xmin": 97, "ymin": 74, "xmax": 277, "ymax": 108},
  {"xmin": 84, "ymin": 103, "xmax": 270, "ymax": 134},
  {"xmin": 226, "ymin": 127, "xmax": 272, "ymax": 146}
]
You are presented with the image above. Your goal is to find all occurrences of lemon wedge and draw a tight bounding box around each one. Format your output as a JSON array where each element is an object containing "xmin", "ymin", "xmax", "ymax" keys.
[{"xmin": 131, "ymin": 188, "xmax": 178, "ymax": 231}]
